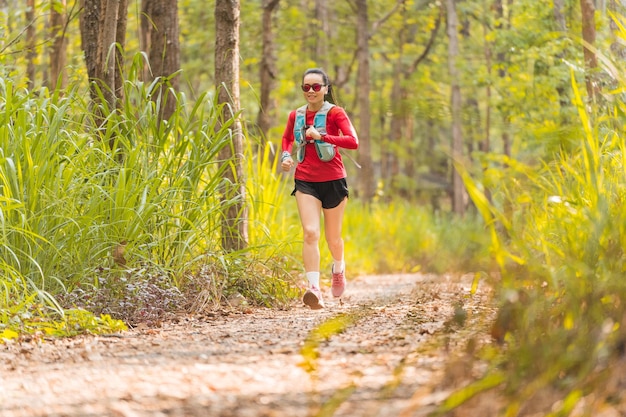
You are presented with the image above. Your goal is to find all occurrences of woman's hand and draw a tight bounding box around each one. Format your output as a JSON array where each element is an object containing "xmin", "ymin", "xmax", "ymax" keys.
[
  {"xmin": 306, "ymin": 126, "xmax": 323, "ymax": 140},
  {"xmin": 281, "ymin": 151, "xmax": 294, "ymax": 172}
]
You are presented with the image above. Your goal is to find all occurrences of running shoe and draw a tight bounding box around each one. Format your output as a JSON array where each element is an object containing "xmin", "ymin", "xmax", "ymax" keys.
[
  {"xmin": 331, "ymin": 266, "xmax": 346, "ymax": 298},
  {"xmin": 303, "ymin": 286, "xmax": 325, "ymax": 310}
]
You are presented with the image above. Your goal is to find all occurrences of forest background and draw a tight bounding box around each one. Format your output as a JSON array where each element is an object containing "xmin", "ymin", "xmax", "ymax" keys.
[{"xmin": 2, "ymin": 0, "xmax": 626, "ymax": 414}]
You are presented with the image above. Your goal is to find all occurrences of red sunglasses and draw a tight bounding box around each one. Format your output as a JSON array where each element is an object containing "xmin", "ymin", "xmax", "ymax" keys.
[{"xmin": 301, "ymin": 83, "xmax": 326, "ymax": 92}]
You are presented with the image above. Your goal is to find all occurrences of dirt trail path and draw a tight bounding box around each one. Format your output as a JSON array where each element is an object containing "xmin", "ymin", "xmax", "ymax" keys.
[{"xmin": 0, "ymin": 273, "xmax": 494, "ymax": 417}]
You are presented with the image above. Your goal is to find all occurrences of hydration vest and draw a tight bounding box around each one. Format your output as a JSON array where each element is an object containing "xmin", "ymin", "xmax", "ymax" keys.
[{"xmin": 294, "ymin": 101, "xmax": 336, "ymax": 163}]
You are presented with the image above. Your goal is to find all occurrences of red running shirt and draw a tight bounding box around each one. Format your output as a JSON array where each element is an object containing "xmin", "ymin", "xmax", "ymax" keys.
[{"xmin": 282, "ymin": 105, "xmax": 359, "ymax": 182}]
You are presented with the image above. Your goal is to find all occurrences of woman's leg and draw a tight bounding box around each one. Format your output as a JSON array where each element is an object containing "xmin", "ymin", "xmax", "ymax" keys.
[
  {"xmin": 295, "ymin": 191, "xmax": 323, "ymax": 274},
  {"xmin": 324, "ymin": 197, "xmax": 348, "ymax": 298},
  {"xmin": 323, "ymin": 197, "xmax": 347, "ymax": 271},
  {"xmin": 296, "ymin": 191, "xmax": 325, "ymax": 309}
]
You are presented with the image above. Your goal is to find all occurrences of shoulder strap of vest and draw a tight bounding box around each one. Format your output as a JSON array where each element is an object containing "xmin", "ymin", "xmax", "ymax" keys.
[
  {"xmin": 319, "ymin": 101, "xmax": 335, "ymax": 114},
  {"xmin": 296, "ymin": 104, "xmax": 308, "ymax": 116},
  {"xmin": 296, "ymin": 101, "xmax": 335, "ymax": 117},
  {"xmin": 315, "ymin": 101, "xmax": 334, "ymax": 133}
]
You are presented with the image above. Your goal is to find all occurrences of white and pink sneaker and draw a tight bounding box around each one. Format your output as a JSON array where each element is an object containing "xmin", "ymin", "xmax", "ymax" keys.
[
  {"xmin": 303, "ymin": 286, "xmax": 325, "ymax": 310},
  {"xmin": 331, "ymin": 266, "xmax": 346, "ymax": 298}
]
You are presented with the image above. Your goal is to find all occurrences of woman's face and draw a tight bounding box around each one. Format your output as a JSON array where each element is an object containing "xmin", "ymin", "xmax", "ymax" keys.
[{"xmin": 302, "ymin": 73, "xmax": 327, "ymax": 106}]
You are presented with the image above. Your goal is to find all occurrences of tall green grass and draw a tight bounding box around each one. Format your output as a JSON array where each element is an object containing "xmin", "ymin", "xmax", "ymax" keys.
[
  {"xmin": 438, "ymin": 72, "xmax": 626, "ymax": 413},
  {"xmin": 342, "ymin": 201, "xmax": 491, "ymax": 275},
  {"xmin": 0, "ymin": 64, "xmax": 248, "ymax": 334}
]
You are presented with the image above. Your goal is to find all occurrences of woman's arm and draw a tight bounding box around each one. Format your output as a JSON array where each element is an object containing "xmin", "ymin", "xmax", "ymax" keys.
[
  {"xmin": 322, "ymin": 107, "xmax": 359, "ymax": 150},
  {"xmin": 281, "ymin": 111, "xmax": 297, "ymax": 153}
]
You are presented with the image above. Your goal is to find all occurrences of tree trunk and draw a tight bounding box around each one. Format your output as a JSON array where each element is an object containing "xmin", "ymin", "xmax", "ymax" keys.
[
  {"xmin": 98, "ymin": 0, "xmax": 120, "ymax": 111},
  {"xmin": 492, "ymin": 0, "xmax": 512, "ymax": 157},
  {"xmin": 26, "ymin": 0, "xmax": 35, "ymax": 89},
  {"xmin": 79, "ymin": 0, "xmax": 127, "ymax": 107},
  {"xmin": 140, "ymin": 0, "xmax": 180, "ymax": 121},
  {"xmin": 115, "ymin": 0, "xmax": 128, "ymax": 103},
  {"xmin": 482, "ymin": 27, "xmax": 491, "ymax": 155},
  {"xmin": 386, "ymin": 60, "xmax": 402, "ymax": 196},
  {"xmin": 215, "ymin": 0, "xmax": 248, "ymax": 252},
  {"xmin": 300, "ymin": 0, "xmax": 314, "ymax": 58},
  {"xmin": 314, "ymin": 0, "xmax": 330, "ymax": 69},
  {"xmin": 79, "ymin": 0, "xmax": 100, "ymax": 90},
  {"xmin": 49, "ymin": 0, "xmax": 68, "ymax": 91},
  {"xmin": 383, "ymin": 2, "xmax": 441, "ymax": 202},
  {"xmin": 446, "ymin": 0, "xmax": 465, "ymax": 215},
  {"xmin": 79, "ymin": 0, "xmax": 128, "ymax": 147},
  {"xmin": 480, "ymin": 2, "xmax": 492, "ymax": 202},
  {"xmin": 553, "ymin": 0, "xmax": 567, "ymax": 31},
  {"xmin": 552, "ymin": 0, "xmax": 571, "ymax": 117},
  {"xmin": 355, "ymin": 0, "xmax": 374, "ymax": 202},
  {"xmin": 256, "ymin": 0, "xmax": 280, "ymax": 144},
  {"xmin": 403, "ymin": 105, "xmax": 416, "ymax": 199},
  {"xmin": 580, "ymin": 0, "xmax": 598, "ymax": 100}
]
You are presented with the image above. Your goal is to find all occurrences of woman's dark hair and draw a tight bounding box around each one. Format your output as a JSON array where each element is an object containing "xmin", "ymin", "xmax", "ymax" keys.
[{"xmin": 303, "ymin": 68, "xmax": 338, "ymax": 105}]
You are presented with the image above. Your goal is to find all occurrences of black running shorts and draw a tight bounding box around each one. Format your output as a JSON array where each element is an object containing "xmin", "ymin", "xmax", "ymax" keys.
[{"xmin": 292, "ymin": 178, "xmax": 349, "ymax": 209}]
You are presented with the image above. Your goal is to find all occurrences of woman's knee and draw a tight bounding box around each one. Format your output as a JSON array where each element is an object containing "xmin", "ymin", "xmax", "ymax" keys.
[
  {"xmin": 302, "ymin": 226, "xmax": 321, "ymax": 243},
  {"xmin": 325, "ymin": 235, "xmax": 343, "ymax": 249}
]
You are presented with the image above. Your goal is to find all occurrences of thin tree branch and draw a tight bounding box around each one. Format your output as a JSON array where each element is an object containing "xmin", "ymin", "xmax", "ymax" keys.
[
  {"xmin": 333, "ymin": 49, "xmax": 358, "ymax": 88},
  {"xmin": 370, "ymin": 0, "xmax": 404, "ymax": 37},
  {"xmin": 406, "ymin": 3, "xmax": 443, "ymax": 76}
]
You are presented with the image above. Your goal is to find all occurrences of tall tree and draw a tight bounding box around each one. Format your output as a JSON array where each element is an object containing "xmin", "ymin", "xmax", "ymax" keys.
[
  {"xmin": 79, "ymin": 0, "xmax": 129, "ymax": 124},
  {"xmin": 552, "ymin": 0, "xmax": 571, "ymax": 116},
  {"xmin": 351, "ymin": 0, "xmax": 403, "ymax": 202},
  {"xmin": 446, "ymin": 0, "xmax": 465, "ymax": 215},
  {"xmin": 49, "ymin": 0, "xmax": 68, "ymax": 90},
  {"xmin": 140, "ymin": 0, "xmax": 180, "ymax": 121},
  {"xmin": 381, "ymin": 1, "xmax": 441, "ymax": 199},
  {"xmin": 114, "ymin": 0, "xmax": 128, "ymax": 103},
  {"xmin": 354, "ymin": 0, "xmax": 374, "ymax": 202},
  {"xmin": 25, "ymin": 0, "xmax": 35, "ymax": 89},
  {"xmin": 482, "ymin": 1, "xmax": 493, "ymax": 157},
  {"xmin": 493, "ymin": 0, "xmax": 511, "ymax": 157},
  {"xmin": 314, "ymin": 0, "xmax": 330, "ymax": 70},
  {"xmin": 580, "ymin": 0, "xmax": 598, "ymax": 100},
  {"xmin": 215, "ymin": 0, "xmax": 248, "ymax": 251},
  {"xmin": 553, "ymin": 0, "xmax": 567, "ymax": 31},
  {"xmin": 257, "ymin": 0, "xmax": 280, "ymax": 142}
]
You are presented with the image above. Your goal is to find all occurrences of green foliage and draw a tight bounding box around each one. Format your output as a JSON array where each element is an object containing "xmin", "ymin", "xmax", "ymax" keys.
[
  {"xmin": 0, "ymin": 57, "xmax": 261, "ymax": 335},
  {"xmin": 3, "ymin": 1, "xmax": 609, "ymax": 205},
  {"xmin": 341, "ymin": 201, "xmax": 491, "ymax": 275},
  {"xmin": 0, "ymin": 301, "xmax": 127, "ymax": 341},
  {"xmin": 246, "ymin": 140, "xmax": 293, "ymax": 247},
  {"xmin": 443, "ymin": 59, "xmax": 626, "ymax": 412},
  {"xmin": 0, "ymin": 74, "xmax": 231, "ymax": 282}
]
